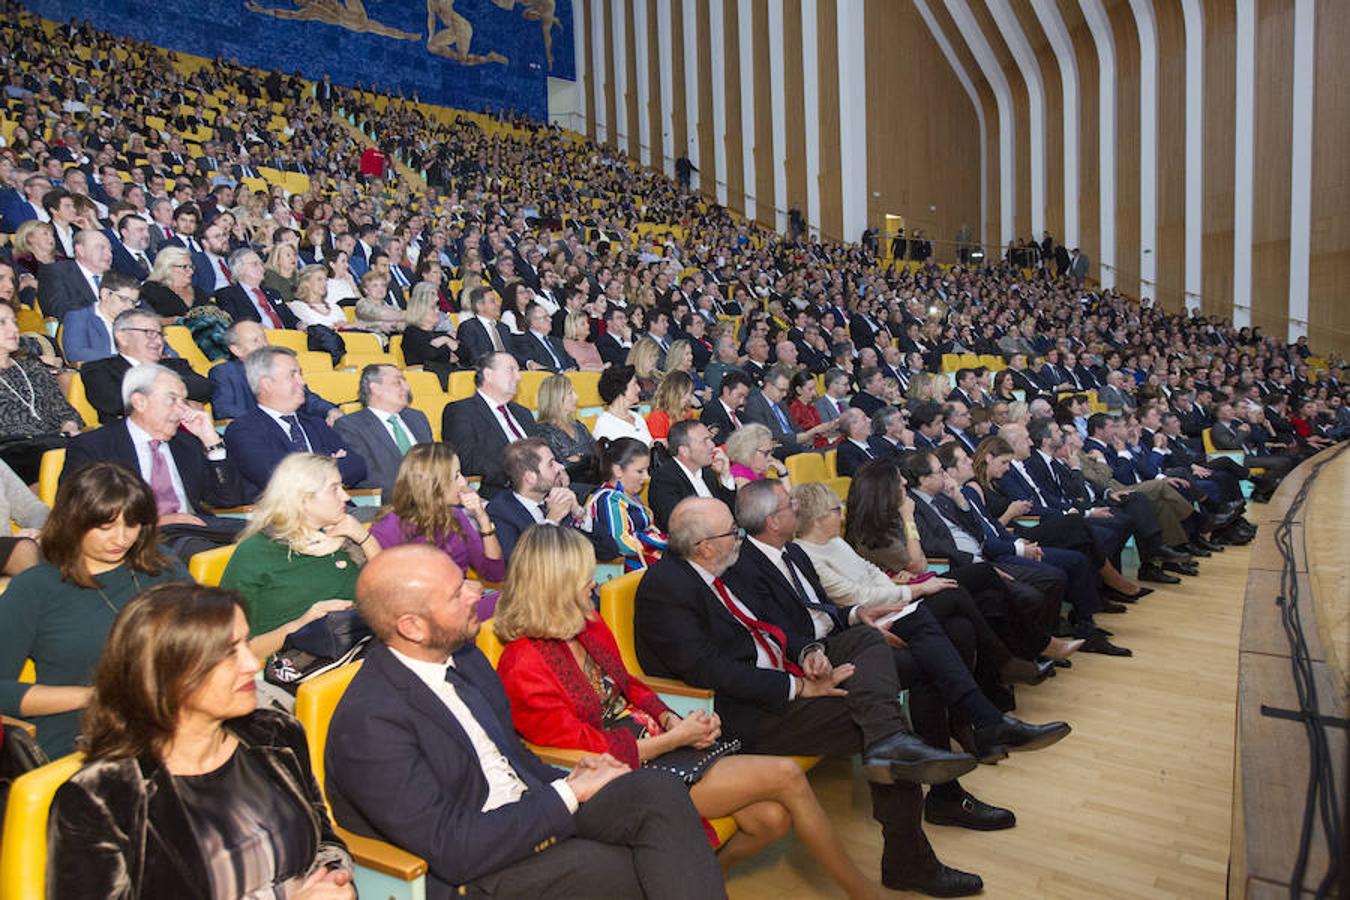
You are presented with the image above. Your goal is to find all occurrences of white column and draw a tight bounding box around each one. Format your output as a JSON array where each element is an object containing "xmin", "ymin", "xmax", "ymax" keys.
[
  {"xmin": 682, "ymin": 0, "xmax": 701, "ymax": 190},
  {"xmin": 591, "ymin": 1, "xmax": 608, "ymax": 144},
  {"xmin": 657, "ymin": 0, "xmax": 675, "ymax": 176},
  {"xmin": 709, "ymin": 0, "xmax": 729, "ymax": 205},
  {"xmin": 1081, "ymin": 0, "xmax": 1116, "ymax": 290},
  {"xmin": 738, "ymin": 0, "xmax": 757, "ymax": 221},
  {"xmin": 1181, "ymin": 0, "xmax": 1204, "ymax": 312},
  {"xmin": 1232, "ymin": 0, "xmax": 1255, "ymax": 328},
  {"xmin": 836, "ymin": 0, "xmax": 866, "ymax": 242},
  {"xmin": 801, "ymin": 0, "xmax": 821, "ymax": 237},
  {"xmin": 1287, "ymin": 0, "xmax": 1315, "ymax": 341},
  {"xmin": 988, "ymin": 0, "xmax": 1045, "ymax": 239},
  {"xmin": 611, "ymin": 0, "xmax": 629, "ymax": 152},
  {"xmin": 633, "ymin": 0, "xmax": 651, "ymax": 166},
  {"xmin": 914, "ymin": 0, "xmax": 987, "ymax": 253},
  {"xmin": 1031, "ymin": 0, "xmax": 1078, "ymax": 249},
  {"xmin": 572, "ymin": 0, "xmax": 588, "ymax": 134},
  {"xmin": 945, "ymin": 0, "xmax": 1014, "ymax": 248},
  {"xmin": 1130, "ymin": 0, "xmax": 1157, "ymax": 303},
  {"xmin": 768, "ymin": 0, "xmax": 788, "ymax": 232}
]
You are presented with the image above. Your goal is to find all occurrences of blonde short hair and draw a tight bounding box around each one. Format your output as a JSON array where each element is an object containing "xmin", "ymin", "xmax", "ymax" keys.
[
  {"xmin": 563, "ymin": 310, "xmax": 590, "ymax": 342},
  {"xmin": 493, "ymin": 525, "xmax": 597, "ymax": 642},
  {"xmin": 663, "ymin": 340, "xmax": 693, "ymax": 373},
  {"xmin": 147, "ymin": 246, "xmax": 191, "ymax": 287},
  {"xmin": 406, "ymin": 283, "xmax": 439, "ymax": 326},
  {"xmin": 294, "ymin": 264, "xmax": 328, "ymax": 304},
  {"xmin": 535, "ymin": 373, "xmax": 574, "ymax": 425},
  {"xmin": 240, "ymin": 453, "xmax": 340, "ymax": 550},
  {"xmin": 725, "ymin": 422, "xmax": 772, "ymax": 467},
  {"xmin": 792, "ymin": 481, "xmax": 841, "ymax": 535},
  {"xmin": 626, "ymin": 337, "xmax": 661, "ymax": 378}
]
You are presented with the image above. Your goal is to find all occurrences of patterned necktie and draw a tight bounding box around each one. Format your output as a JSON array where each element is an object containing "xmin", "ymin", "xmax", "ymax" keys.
[
  {"xmin": 147, "ymin": 439, "xmax": 180, "ymax": 516},
  {"xmin": 711, "ymin": 577, "xmax": 802, "ymax": 675},
  {"xmin": 442, "ymin": 664, "xmax": 541, "ymax": 793},
  {"xmin": 253, "ymin": 287, "xmax": 282, "ymax": 329},
  {"xmin": 387, "ymin": 414, "xmax": 412, "ymax": 454},
  {"xmin": 780, "ymin": 549, "xmax": 842, "ymax": 628},
  {"xmin": 281, "ymin": 414, "xmax": 308, "ymax": 451}
]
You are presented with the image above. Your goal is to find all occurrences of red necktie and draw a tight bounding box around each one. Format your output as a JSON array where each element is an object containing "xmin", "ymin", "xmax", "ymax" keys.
[
  {"xmin": 219, "ymin": 258, "xmax": 233, "ymax": 284},
  {"xmin": 497, "ymin": 404, "xmax": 525, "ymax": 440},
  {"xmin": 253, "ymin": 287, "xmax": 283, "ymax": 329},
  {"xmin": 729, "ymin": 407, "xmax": 743, "ymax": 430},
  {"xmin": 711, "ymin": 577, "xmax": 802, "ymax": 675}
]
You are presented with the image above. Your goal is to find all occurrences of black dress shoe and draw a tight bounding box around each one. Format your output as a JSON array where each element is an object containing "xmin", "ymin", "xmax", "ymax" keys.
[
  {"xmin": 1195, "ymin": 535, "xmax": 1225, "ymax": 552},
  {"xmin": 1162, "ymin": 559, "xmax": 1199, "ymax": 576},
  {"xmin": 862, "ymin": 732, "xmax": 977, "ymax": 785},
  {"xmin": 1181, "ymin": 543, "xmax": 1212, "ymax": 558},
  {"xmin": 925, "ymin": 790, "xmax": 1016, "ymax": 831},
  {"xmin": 883, "ymin": 863, "xmax": 985, "ymax": 897},
  {"xmin": 1040, "ymin": 656, "xmax": 1072, "ymax": 669},
  {"xmin": 972, "ymin": 715, "xmax": 1072, "ymax": 762},
  {"xmin": 1080, "ymin": 631, "xmax": 1132, "ymax": 656},
  {"xmin": 1138, "ymin": 562, "xmax": 1181, "ymax": 584},
  {"xmin": 1099, "ymin": 601, "xmax": 1128, "ymax": 614}
]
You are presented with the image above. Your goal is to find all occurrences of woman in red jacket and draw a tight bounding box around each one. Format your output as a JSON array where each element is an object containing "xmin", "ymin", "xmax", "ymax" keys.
[{"xmin": 494, "ymin": 526, "xmax": 876, "ymax": 899}]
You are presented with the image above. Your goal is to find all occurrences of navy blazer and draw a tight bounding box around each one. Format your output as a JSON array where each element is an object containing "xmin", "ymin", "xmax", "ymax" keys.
[
  {"xmin": 908, "ymin": 491, "xmax": 978, "ymax": 567},
  {"xmin": 105, "ymin": 230, "xmax": 150, "ymax": 281},
  {"xmin": 325, "ymin": 642, "xmax": 573, "ymax": 896},
  {"xmin": 512, "ymin": 330, "xmax": 577, "ymax": 373},
  {"xmin": 211, "ymin": 283, "xmax": 300, "ymax": 330},
  {"xmin": 1019, "ymin": 451, "xmax": 1076, "ymax": 514},
  {"xmin": 441, "ymin": 394, "xmax": 537, "ymax": 497},
  {"xmin": 836, "ymin": 439, "xmax": 879, "ymax": 477},
  {"xmin": 59, "ymin": 304, "xmax": 116, "ymax": 363},
  {"xmin": 484, "ymin": 490, "xmax": 543, "ymax": 560},
  {"xmin": 953, "ymin": 486, "xmax": 1019, "ymax": 560},
  {"xmin": 223, "ymin": 407, "xmax": 367, "ymax": 501},
  {"xmin": 207, "ymin": 358, "xmax": 337, "ymax": 421}
]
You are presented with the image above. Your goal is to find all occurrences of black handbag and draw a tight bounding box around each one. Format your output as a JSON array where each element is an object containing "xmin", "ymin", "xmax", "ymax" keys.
[
  {"xmin": 264, "ymin": 609, "xmax": 372, "ymax": 693},
  {"xmin": 644, "ymin": 739, "xmax": 741, "ymax": 786},
  {"xmin": 307, "ymin": 324, "xmax": 347, "ymax": 366}
]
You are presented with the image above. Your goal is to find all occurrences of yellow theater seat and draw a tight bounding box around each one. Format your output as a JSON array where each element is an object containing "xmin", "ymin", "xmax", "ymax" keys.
[
  {"xmin": 785, "ymin": 453, "xmax": 828, "ymax": 485},
  {"xmin": 265, "ymin": 329, "xmax": 310, "ymax": 353},
  {"xmin": 0, "ymin": 753, "xmax": 84, "ymax": 900},
  {"xmin": 824, "ymin": 448, "xmax": 838, "ymax": 478},
  {"xmin": 566, "ymin": 370, "xmax": 602, "ymax": 413},
  {"xmin": 188, "ymin": 543, "xmax": 237, "ymax": 587},
  {"xmin": 63, "ymin": 375, "xmax": 97, "ymax": 429},
  {"xmin": 514, "ymin": 370, "xmax": 550, "ymax": 410},
  {"xmin": 163, "ymin": 324, "xmax": 211, "ymax": 373},
  {"xmin": 37, "ymin": 448, "xmax": 64, "ymax": 506},
  {"xmin": 305, "ymin": 371, "xmax": 361, "ymax": 406}
]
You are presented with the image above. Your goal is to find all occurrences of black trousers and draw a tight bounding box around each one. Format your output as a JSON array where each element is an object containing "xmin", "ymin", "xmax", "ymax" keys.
[
  {"xmin": 752, "ymin": 626, "xmax": 937, "ymax": 874},
  {"xmin": 1243, "ymin": 454, "xmax": 1295, "ymax": 495},
  {"xmin": 921, "ymin": 585, "xmax": 1016, "ymax": 697},
  {"xmin": 1016, "ymin": 514, "xmax": 1106, "ymax": 568},
  {"xmin": 949, "ymin": 562, "xmax": 1055, "ymax": 660},
  {"xmin": 464, "ymin": 769, "xmax": 726, "ymax": 899},
  {"xmin": 886, "ymin": 606, "xmax": 1000, "ymax": 727}
]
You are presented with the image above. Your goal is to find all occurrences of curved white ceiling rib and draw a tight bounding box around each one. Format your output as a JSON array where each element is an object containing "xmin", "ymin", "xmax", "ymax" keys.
[
  {"xmin": 986, "ymin": 0, "xmax": 1046, "ymax": 241},
  {"xmin": 1180, "ymin": 0, "xmax": 1203, "ymax": 311},
  {"xmin": 1129, "ymin": 0, "xmax": 1158, "ymax": 302}
]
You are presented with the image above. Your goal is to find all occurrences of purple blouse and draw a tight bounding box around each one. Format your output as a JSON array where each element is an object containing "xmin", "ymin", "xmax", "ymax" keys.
[{"xmin": 369, "ymin": 507, "xmax": 507, "ymax": 583}]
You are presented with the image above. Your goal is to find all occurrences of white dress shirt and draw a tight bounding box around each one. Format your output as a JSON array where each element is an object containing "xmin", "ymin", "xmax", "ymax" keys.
[
  {"xmin": 746, "ymin": 536, "xmax": 859, "ymax": 639},
  {"xmin": 126, "ymin": 418, "xmax": 190, "ymax": 512},
  {"xmin": 478, "ymin": 390, "xmax": 527, "ymax": 442},
  {"xmin": 258, "ymin": 404, "xmax": 312, "ymax": 451},
  {"xmin": 387, "ymin": 646, "xmax": 577, "ymax": 813},
  {"xmin": 688, "ymin": 559, "xmax": 797, "ymax": 701}
]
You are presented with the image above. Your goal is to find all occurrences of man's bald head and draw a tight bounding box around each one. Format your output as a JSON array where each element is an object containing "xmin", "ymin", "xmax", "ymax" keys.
[
  {"xmin": 667, "ymin": 497, "xmax": 740, "ymax": 575},
  {"xmin": 357, "ymin": 545, "xmax": 465, "ymax": 643}
]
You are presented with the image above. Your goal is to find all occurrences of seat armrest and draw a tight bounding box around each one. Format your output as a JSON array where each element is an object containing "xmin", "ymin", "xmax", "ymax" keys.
[
  {"xmin": 335, "ymin": 825, "xmax": 428, "ymax": 880},
  {"xmin": 1015, "ymin": 516, "xmax": 1041, "ymax": 527},
  {"xmin": 524, "ymin": 742, "xmax": 593, "ymax": 768},
  {"xmin": 641, "ymin": 676, "xmax": 713, "ymax": 699},
  {"xmin": 925, "ymin": 558, "xmax": 950, "ymax": 573},
  {"xmin": 1, "ymin": 714, "xmax": 35, "ymax": 736}
]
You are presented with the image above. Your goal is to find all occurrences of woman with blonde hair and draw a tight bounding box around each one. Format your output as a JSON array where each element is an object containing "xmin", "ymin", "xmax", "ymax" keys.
[
  {"xmin": 400, "ymin": 286, "xmax": 457, "ymax": 388},
  {"xmin": 369, "ymin": 443, "xmax": 504, "ymax": 608},
  {"xmin": 12, "ymin": 219, "xmax": 57, "ymax": 276},
  {"xmin": 625, "ymin": 337, "xmax": 662, "ymax": 401},
  {"xmin": 141, "ymin": 246, "xmax": 208, "ymax": 319},
  {"xmin": 725, "ymin": 423, "xmax": 787, "ymax": 489},
  {"xmin": 221, "ymin": 454, "xmax": 378, "ymax": 659},
  {"xmin": 263, "ymin": 240, "xmax": 301, "ymax": 305},
  {"xmin": 493, "ymin": 525, "xmax": 878, "ymax": 898},
  {"xmin": 354, "ymin": 269, "xmax": 404, "ymax": 333},
  {"xmin": 534, "ymin": 373, "xmax": 597, "ymax": 481},
  {"xmin": 663, "ymin": 339, "xmax": 711, "ymax": 405},
  {"xmin": 645, "ymin": 370, "xmax": 696, "ymax": 444},
  {"xmin": 563, "ymin": 309, "xmax": 604, "ymax": 371},
  {"xmin": 288, "ymin": 263, "xmax": 350, "ymax": 332}
]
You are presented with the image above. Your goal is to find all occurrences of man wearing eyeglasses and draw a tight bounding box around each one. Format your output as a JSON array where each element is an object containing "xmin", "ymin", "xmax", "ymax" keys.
[
  {"xmin": 635, "ymin": 495, "xmax": 983, "ymax": 897},
  {"xmin": 80, "ymin": 308, "xmax": 212, "ymax": 423},
  {"xmin": 59, "ymin": 270, "xmax": 140, "ymax": 363}
]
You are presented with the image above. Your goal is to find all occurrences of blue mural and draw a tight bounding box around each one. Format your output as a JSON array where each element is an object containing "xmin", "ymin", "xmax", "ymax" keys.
[{"xmin": 20, "ymin": 0, "xmax": 574, "ymax": 120}]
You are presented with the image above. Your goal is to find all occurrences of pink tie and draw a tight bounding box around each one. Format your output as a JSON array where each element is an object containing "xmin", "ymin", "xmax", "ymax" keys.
[{"xmin": 147, "ymin": 440, "xmax": 180, "ymax": 516}]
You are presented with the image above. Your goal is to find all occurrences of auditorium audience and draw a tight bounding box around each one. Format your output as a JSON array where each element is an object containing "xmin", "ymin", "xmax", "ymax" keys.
[
  {"xmin": 0, "ymin": 302, "xmax": 81, "ymax": 482},
  {"xmin": 533, "ymin": 371, "xmax": 598, "ymax": 483},
  {"xmin": 332, "ymin": 363, "xmax": 432, "ymax": 500},
  {"xmin": 585, "ymin": 436, "xmax": 665, "ymax": 572},
  {"xmin": 80, "ymin": 307, "xmax": 213, "ymax": 423}
]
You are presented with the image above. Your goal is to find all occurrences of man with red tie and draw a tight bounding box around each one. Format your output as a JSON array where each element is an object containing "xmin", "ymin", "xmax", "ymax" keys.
[
  {"xmin": 442, "ymin": 351, "xmax": 538, "ymax": 498},
  {"xmin": 211, "ymin": 248, "xmax": 299, "ymax": 330}
]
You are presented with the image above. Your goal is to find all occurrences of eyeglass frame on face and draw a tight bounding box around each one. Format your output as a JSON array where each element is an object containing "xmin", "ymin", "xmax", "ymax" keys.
[
  {"xmin": 170, "ymin": 262, "xmax": 193, "ymax": 271},
  {"xmin": 697, "ymin": 526, "xmax": 745, "ymax": 545},
  {"xmin": 121, "ymin": 327, "xmax": 163, "ymax": 339}
]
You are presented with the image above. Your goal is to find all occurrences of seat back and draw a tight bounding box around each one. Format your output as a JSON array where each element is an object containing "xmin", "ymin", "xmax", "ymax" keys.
[
  {"xmin": 1201, "ymin": 427, "xmax": 1217, "ymax": 454},
  {"xmin": 265, "ymin": 329, "xmax": 310, "ymax": 353},
  {"xmin": 294, "ymin": 662, "xmax": 362, "ymax": 796},
  {"xmin": 786, "ymin": 453, "xmax": 828, "ymax": 486},
  {"xmin": 163, "ymin": 324, "xmax": 211, "ymax": 372},
  {"xmin": 475, "ymin": 618, "xmax": 506, "ymax": 667},
  {"xmin": 304, "ymin": 370, "xmax": 361, "ymax": 405},
  {"xmin": 0, "ymin": 753, "xmax": 84, "ymax": 900},
  {"xmin": 824, "ymin": 448, "xmax": 838, "ymax": 478},
  {"xmin": 63, "ymin": 374, "xmax": 97, "ymax": 429},
  {"xmin": 447, "ymin": 369, "xmax": 477, "ymax": 402},
  {"xmin": 514, "ymin": 370, "xmax": 550, "ymax": 410},
  {"xmin": 37, "ymin": 448, "xmax": 64, "ymax": 507},
  {"xmin": 566, "ymin": 371, "xmax": 603, "ymax": 412},
  {"xmin": 188, "ymin": 543, "xmax": 237, "ymax": 587},
  {"xmin": 597, "ymin": 571, "xmax": 647, "ymax": 676}
]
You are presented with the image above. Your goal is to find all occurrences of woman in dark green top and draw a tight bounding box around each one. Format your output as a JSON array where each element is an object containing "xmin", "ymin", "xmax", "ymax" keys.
[
  {"xmin": 0, "ymin": 463, "xmax": 188, "ymax": 758},
  {"xmin": 221, "ymin": 453, "xmax": 382, "ymax": 660}
]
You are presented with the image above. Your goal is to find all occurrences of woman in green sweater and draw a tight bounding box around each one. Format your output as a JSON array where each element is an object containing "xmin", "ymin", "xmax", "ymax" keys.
[
  {"xmin": 221, "ymin": 453, "xmax": 383, "ymax": 660},
  {"xmin": 0, "ymin": 463, "xmax": 188, "ymax": 758}
]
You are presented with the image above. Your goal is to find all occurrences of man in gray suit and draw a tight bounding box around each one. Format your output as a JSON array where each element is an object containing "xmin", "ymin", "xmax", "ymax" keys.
[
  {"xmin": 334, "ymin": 364, "xmax": 433, "ymax": 500},
  {"xmin": 813, "ymin": 367, "xmax": 852, "ymax": 423},
  {"xmin": 743, "ymin": 365, "xmax": 834, "ymax": 459},
  {"xmin": 1069, "ymin": 248, "xmax": 1091, "ymax": 286}
]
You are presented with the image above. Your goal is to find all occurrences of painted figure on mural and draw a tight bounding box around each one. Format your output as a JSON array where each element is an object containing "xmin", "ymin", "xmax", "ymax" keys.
[
  {"xmin": 490, "ymin": 0, "xmax": 561, "ymax": 69},
  {"xmin": 245, "ymin": 0, "xmax": 421, "ymax": 40},
  {"xmin": 427, "ymin": 0, "xmax": 508, "ymax": 65}
]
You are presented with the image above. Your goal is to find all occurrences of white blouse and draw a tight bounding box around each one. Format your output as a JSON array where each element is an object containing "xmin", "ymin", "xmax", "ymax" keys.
[
  {"xmin": 591, "ymin": 409, "xmax": 654, "ymax": 447},
  {"xmin": 795, "ymin": 536, "xmax": 912, "ymax": 607}
]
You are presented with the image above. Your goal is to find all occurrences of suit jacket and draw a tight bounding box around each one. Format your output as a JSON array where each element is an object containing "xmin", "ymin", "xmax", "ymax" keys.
[
  {"xmin": 865, "ymin": 435, "xmax": 906, "ymax": 462},
  {"xmin": 441, "ymin": 394, "xmax": 537, "ymax": 496},
  {"xmin": 908, "ymin": 491, "xmax": 980, "ymax": 567},
  {"xmin": 742, "ymin": 390, "xmax": 800, "ymax": 449},
  {"xmin": 82, "ymin": 356, "xmax": 213, "ymax": 424},
  {"xmin": 848, "ymin": 391, "xmax": 885, "ymax": 417},
  {"xmin": 698, "ymin": 399, "xmax": 742, "ymax": 446},
  {"xmin": 512, "ymin": 330, "xmax": 577, "ymax": 373},
  {"xmin": 212, "ymin": 283, "xmax": 299, "ymax": 330},
  {"xmin": 594, "ymin": 332, "xmax": 631, "ymax": 368},
  {"xmin": 107, "ymin": 232, "xmax": 151, "ymax": 281},
  {"xmin": 634, "ymin": 556, "xmax": 794, "ymax": 747},
  {"xmin": 63, "ymin": 418, "xmax": 245, "ymax": 514},
  {"xmin": 189, "ymin": 249, "xmax": 222, "ymax": 298},
  {"xmin": 36, "ymin": 258, "xmax": 98, "ymax": 319},
  {"xmin": 59, "ymin": 304, "xmax": 116, "ymax": 363},
  {"xmin": 485, "ymin": 490, "xmax": 544, "ymax": 559},
  {"xmin": 836, "ymin": 439, "xmax": 879, "ymax": 477},
  {"xmin": 50, "ymin": 710, "xmax": 347, "ymax": 900},
  {"xmin": 456, "ymin": 316, "xmax": 514, "ymax": 368},
  {"xmin": 814, "ymin": 395, "xmax": 849, "ymax": 424},
  {"xmin": 944, "ymin": 427, "xmax": 979, "ymax": 456},
  {"xmin": 223, "ymin": 406, "xmax": 368, "ymax": 501},
  {"xmin": 333, "ymin": 407, "xmax": 433, "ymax": 499},
  {"xmin": 1097, "ymin": 384, "xmax": 1135, "ymax": 412},
  {"xmin": 723, "ymin": 540, "xmax": 852, "ymax": 659},
  {"xmin": 1210, "ymin": 420, "xmax": 1253, "ymax": 453},
  {"xmin": 207, "ymin": 358, "xmax": 337, "ymax": 421},
  {"xmin": 647, "ymin": 459, "xmax": 735, "ymax": 532},
  {"xmin": 1009, "ymin": 368, "xmax": 1047, "ymax": 398},
  {"xmin": 325, "ymin": 641, "xmax": 573, "ymax": 896}
]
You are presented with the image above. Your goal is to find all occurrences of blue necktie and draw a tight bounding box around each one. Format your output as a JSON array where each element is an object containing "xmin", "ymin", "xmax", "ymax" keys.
[
  {"xmin": 772, "ymin": 403, "xmax": 791, "ymax": 433},
  {"xmin": 782, "ymin": 548, "xmax": 844, "ymax": 631},
  {"xmin": 538, "ymin": 334, "xmax": 561, "ymax": 370},
  {"xmin": 281, "ymin": 414, "xmax": 308, "ymax": 451},
  {"xmin": 443, "ymin": 662, "xmax": 545, "ymax": 793}
]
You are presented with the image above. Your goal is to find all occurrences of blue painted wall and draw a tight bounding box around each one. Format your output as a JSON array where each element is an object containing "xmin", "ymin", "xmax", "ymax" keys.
[{"xmin": 22, "ymin": 0, "xmax": 574, "ymax": 120}]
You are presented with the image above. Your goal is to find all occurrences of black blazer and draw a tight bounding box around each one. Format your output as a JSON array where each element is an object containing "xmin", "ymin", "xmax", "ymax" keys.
[
  {"xmin": 647, "ymin": 459, "xmax": 736, "ymax": 532},
  {"xmin": 485, "ymin": 489, "xmax": 541, "ymax": 559},
  {"xmin": 698, "ymin": 400, "xmax": 740, "ymax": 446},
  {"xmin": 49, "ymin": 710, "xmax": 348, "ymax": 899},
  {"xmin": 441, "ymin": 393, "xmax": 537, "ymax": 496},
  {"xmin": 594, "ymin": 332, "xmax": 630, "ymax": 368},
  {"xmin": 723, "ymin": 540, "xmax": 852, "ymax": 657},
  {"xmin": 908, "ymin": 491, "xmax": 979, "ymax": 567},
  {"xmin": 849, "ymin": 391, "xmax": 885, "ymax": 417},
  {"xmin": 634, "ymin": 556, "xmax": 794, "ymax": 748},
  {"xmin": 513, "ymin": 330, "xmax": 577, "ymax": 373},
  {"xmin": 836, "ymin": 439, "xmax": 879, "ymax": 477},
  {"xmin": 35, "ymin": 258, "xmax": 98, "ymax": 319},
  {"xmin": 63, "ymin": 419, "xmax": 245, "ymax": 513},
  {"xmin": 456, "ymin": 316, "xmax": 514, "ymax": 368},
  {"xmin": 81, "ymin": 356, "xmax": 213, "ymax": 424},
  {"xmin": 211, "ymin": 283, "xmax": 300, "ymax": 330},
  {"xmin": 326, "ymin": 641, "xmax": 573, "ymax": 895}
]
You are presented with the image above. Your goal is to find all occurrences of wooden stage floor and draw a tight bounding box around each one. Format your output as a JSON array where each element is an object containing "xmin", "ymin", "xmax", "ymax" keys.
[{"xmin": 725, "ymin": 544, "xmax": 1250, "ymax": 898}]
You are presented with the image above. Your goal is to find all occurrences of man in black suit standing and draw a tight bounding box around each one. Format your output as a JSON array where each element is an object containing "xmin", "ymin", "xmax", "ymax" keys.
[
  {"xmin": 333, "ymin": 364, "xmax": 434, "ymax": 501},
  {"xmin": 514, "ymin": 303, "xmax": 577, "ymax": 372},
  {"xmin": 647, "ymin": 420, "xmax": 736, "ymax": 531},
  {"xmin": 211, "ymin": 247, "xmax": 298, "ymax": 330},
  {"xmin": 457, "ymin": 285, "xmax": 515, "ymax": 368},
  {"xmin": 326, "ymin": 546, "xmax": 725, "ymax": 900},
  {"xmin": 699, "ymin": 371, "xmax": 752, "ymax": 446},
  {"xmin": 442, "ymin": 351, "xmax": 537, "ymax": 497},
  {"xmin": 486, "ymin": 437, "xmax": 588, "ymax": 559},
  {"xmin": 81, "ymin": 309, "xmax": 212, "ymax": 423},
  {"xmin": 635, "ymin": 496, "xmax": 984, "ymax": 896}
]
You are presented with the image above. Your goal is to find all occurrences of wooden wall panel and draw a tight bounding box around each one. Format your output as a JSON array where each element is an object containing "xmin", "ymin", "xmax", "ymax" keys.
[
  {"xmin": 624, "ymin": 0, "xmax": 640, "ymax": 159},
  {"xmin": 782, "ymin": 0, "xmax": 808, "ymax": 223},
  {"xmin": 1012, "ymin": 3, "xmax": 1065, "ymax": 241},
  {"xmin": 670, "ymin": 0, "xmax": 688, "ymax": 168},
  {"xmin": 862, "ymin": 0, "xmax": 980, "ymax": 258},
  {"xmin": 1109, "ymin": 0, "xmax": 1140, "ymax": 295},
  {"xmin": 1201, "ymin": 0, "xmax": 1235, "ymax": 321},
  {"xmin": 723, "ymin": 0, "xmax": 746, "ymax": 216},
  {"xmin": 752, "ymin": 0, "xmax": 776, "ymax": 229},
  {"xmin": 970, "ymin": 0, "xmax": 1030, "ymax": 241},
  {"xmin": 1155, "ymin": 0, "xmax": 1188, "ymax": 311},
  {"xmin": 603, "ymin": 0, "xmax": 617, "ymax": 147},
  {"xmin": 816, "ymin": 0, "xmax": 843, "ymax": 240},
  {"xmin": 646, "ymin": 0, "xmax": 662, "ymax": 167},
  {"xmin": 1061, "ymin": 0, "xmax": 1100, "ymax": 279},
  {"xmin": 1250, "ymin": 0, "xmax": 1294, "ymax": 339},
  {"xmin": 696, "ymin": 0, "xmax": 716, "ymax": 200},
  {"xmin": 583, "ymin": 0, "xmax": 596, "ymax": 142},
  {"xmin": 1309, "ymin": 0, "xmax": 1350, "ymax": 354}
]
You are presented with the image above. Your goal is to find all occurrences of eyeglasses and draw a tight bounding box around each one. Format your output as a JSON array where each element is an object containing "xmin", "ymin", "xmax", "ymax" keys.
[
  {"xmin": 697, "ymin": 526, "xmax": 745, "ymax": 544},
  {"xmin": 171, "ymin": 263, "xmax": 192, "ymax": 270},
  {"xmin": 122, "ymin": 328, "xmax": 163, "ymax": 339}
]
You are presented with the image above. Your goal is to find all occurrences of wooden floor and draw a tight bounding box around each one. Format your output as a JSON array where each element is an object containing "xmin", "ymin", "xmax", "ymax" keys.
[{"xmin": 726, "ymin": 544, "xmax": 1249, "ymax": 899}]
